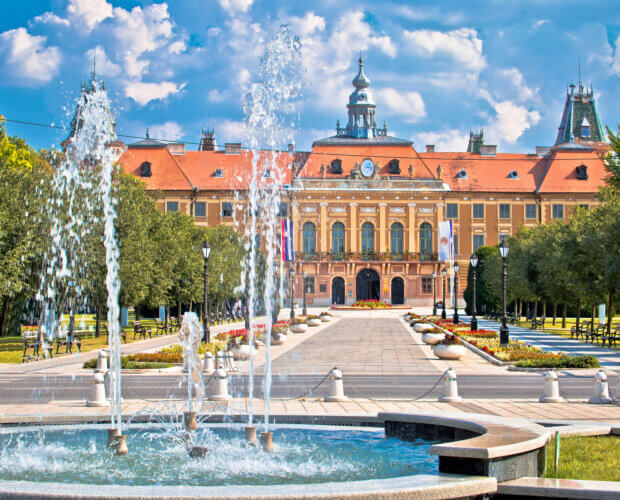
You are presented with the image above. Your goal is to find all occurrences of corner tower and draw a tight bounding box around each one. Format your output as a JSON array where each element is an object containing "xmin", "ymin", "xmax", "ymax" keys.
[{"xmin": 555, "ymin": 82, "xmax": 605, "ymax": 146}]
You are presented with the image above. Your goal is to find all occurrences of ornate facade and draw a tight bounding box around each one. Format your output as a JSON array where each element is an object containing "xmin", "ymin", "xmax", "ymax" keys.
[{"xmin": 117, "ymin": 58, "xmax": 610, "ymax": 306}]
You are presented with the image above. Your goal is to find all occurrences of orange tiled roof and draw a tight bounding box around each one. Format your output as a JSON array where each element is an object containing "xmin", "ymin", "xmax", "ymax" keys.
[{"xmin": 535, "ymin": 146, "xmax": 609, "ymax": 193}]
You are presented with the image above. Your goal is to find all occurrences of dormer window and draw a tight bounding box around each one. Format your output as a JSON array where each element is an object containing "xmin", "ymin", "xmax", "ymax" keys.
[
  {"xmin": 508, "ymin": 170, "xmax": 519, "ymax": 179},
  {"xmin": 263, "ymin": 169, "xmax": 271, "ymax": 178},
  {"xmin": 140, "ymin": 161, "xmax": 152, "ymax": 177},
  {"xmin": 456, "ymin": 169, "xmax": 467, "ymax": 179},
  {"xmin": 576, "ymin": 165, "xmax": 588, "ymax": 180},
  {"xmin": 331, "ymin": 159, "xmax": 342, "ymax": 174},
  {"xmin": 580, "ymin": 117, "xmax": 591, "ymax": 138},
  {"xmin": 214, "ymin": 169, "xmax": 223, "ymax": 178},
  {"xmin": 389, "ymin": 159, "xmax": 400, "ymax": 174}
]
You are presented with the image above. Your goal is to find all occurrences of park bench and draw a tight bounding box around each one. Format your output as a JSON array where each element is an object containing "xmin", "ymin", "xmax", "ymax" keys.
[
  {"xmin": 104, "ymin": 323, "xmax": 128, "ymax": 344},
  {"xmin": 583, "ymin": 323, "xmax": 605, "ymax": 343},
  {"xmin": 601, "ymin": 324, "xmax": 620, "ymax": 348},
  {"xmin": 132, "ymin": 321, "xmax": 154, "ymax": 340},
  {"xmin": 170, "ymin": 317, "xmax": 180, "ymax": 330},
  {"xmin": 155, "ymin": 319, "xmax": 174, "ymax": 335},
  {"xmin": 530, "ymin": 317, "xmax": 545, "ymax": 330},
  {"xmin": 21, "ymin": 329, "xmax": 41, "ymax": 362},
  {"xmin": 570, "ymin": 320, "xmax": 591, "ymax": 339}
]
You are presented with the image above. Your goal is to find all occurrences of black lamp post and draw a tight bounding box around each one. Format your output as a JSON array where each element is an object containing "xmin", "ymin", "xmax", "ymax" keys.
[
  {"xmin": 453, "ymin": 262, "xmax": 460, "ymax": 325},
  {"xmin": 499, "ymin": 240, "xmax": 510, "ymax": 345},
  {"xmin": 432, "ymin": 270, "xmax": 437, "ymax": 316},
  {"xmin": 441, "ymin": 267, "xmax": 447, "ymax": 319},
  {"xmin": 289, "ymin": 266, "xmax": 295, "ymax": 322},
  {"xmin": 302, "ymin": 271, "xmax": 307, "ymax": 316},
  {"xmin": 470, "ymin": 253, "xmax": 479, "ymax": 331},
  {"xmin": 201, "ymin": 239, "xmax": 211, "ymax": 343}
]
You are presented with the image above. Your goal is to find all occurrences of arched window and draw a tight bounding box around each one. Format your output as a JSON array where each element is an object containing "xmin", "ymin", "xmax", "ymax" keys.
[
  {"xmin": 331, "ymin": 222, "xmax": 345, "ymax": 256},
  {"xmin": 390, "ymin": 222, "xmax": 404, "ymax": 257},
  {"xmin": 361, "ymin": 222, "xmax": 375, "ymax": 255},
  {"xmin": 419, "ymin": 222, "xmax": 433, "ymax": 259},
  {"xmin": 302, "ymin": 222, "xmax": 316, "ymax": 257}
]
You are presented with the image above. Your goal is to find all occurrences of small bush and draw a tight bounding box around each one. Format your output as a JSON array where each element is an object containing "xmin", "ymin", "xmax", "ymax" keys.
[{"xmin": 515, "ymin": 355, "xmax": 599, "ymax": 369}]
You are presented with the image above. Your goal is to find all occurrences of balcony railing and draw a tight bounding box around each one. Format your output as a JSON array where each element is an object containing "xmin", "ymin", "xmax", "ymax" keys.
[{"xmin": 295, "ymin": 252, "xmax": 438, "ymax": 262}]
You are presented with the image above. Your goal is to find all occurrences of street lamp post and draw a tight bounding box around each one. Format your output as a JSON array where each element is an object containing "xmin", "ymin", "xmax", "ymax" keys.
[
  {"xmin": 453, "ymin": 262, "xmax": 460, "ymax": 325},
  {"xmin": 201, "ymin": 240, "xmax": 211, "ymax": 343},
  {"xmin": 302, "ymin": 271, "xmax": 307, "ymax": 316},
  {"xmin": 289, "ymin": 266, "xmax": 295, "ymax": 322},
  {"xmin": 441, "ymin": 267, "xmax": 447, "ymax": 319},
  {"xmin": 470, "ymin": 253, "xmax": 479, "ymax": 331},
  {"xmin": 432, "ymin": 270, "xmax": 437, "ymax": 316},
  {"xmin": 499, "ymin": 240, "xmax": 510, "ymax": 345}
]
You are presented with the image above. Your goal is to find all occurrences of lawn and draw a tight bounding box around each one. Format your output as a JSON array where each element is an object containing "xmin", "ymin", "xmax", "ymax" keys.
[{"xmin": 545, "ymin": 435, "xmax": 620, "ymax": 481}]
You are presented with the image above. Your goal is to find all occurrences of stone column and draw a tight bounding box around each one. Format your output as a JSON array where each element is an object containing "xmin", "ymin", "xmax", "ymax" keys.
[
  {"xmin": 320, "ymin": 203, "xmax": 328, "ymax": 253},
  {"xmin": 349, "ymin": 203, "xmax": 358, "ymax": 252},
  {"xmin": 379, "ymin": 203, "xmax": 387, "ymax": 253},
  {"xmin": 291, "ymin": 201, "xmax": 299, "ymax": 259},
  {"xmin": 408, "ymin": 203, "xmax": 416, "ymax": 253}
]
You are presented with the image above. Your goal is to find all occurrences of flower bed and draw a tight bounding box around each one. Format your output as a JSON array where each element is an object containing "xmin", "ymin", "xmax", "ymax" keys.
[{"xmin": 351, "ymin": 299, "xmax": 390, "ymax": 309}]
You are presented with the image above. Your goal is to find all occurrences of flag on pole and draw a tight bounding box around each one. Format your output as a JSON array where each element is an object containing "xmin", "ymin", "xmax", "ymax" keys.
[
  {"xmin": 281, "ymin": 219, "xmax": 294, "ymax": 261},
  {"xmin": 438, "ymin": 220, "xmax": 453, "ymax": 262}
]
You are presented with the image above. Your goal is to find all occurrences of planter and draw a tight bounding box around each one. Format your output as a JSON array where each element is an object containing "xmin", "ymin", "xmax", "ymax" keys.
[
  {"xmin": 433, "ymin": 344, "xmax": 466, "ymax": 360},
  {"xmin": 290, "ymin": 323, "xmax": 308, "ymax": 334},
  {"xmin": 319, "ymin": 314, "xmax": 331, "ymax": 322},
  {"xmin": 413, "ymin": 323, "xmax": 434, "ymax": 333},
  {"xmin": 231, "ymin": 344, "xmax": 257, "ymax": 361},
  {"xmin": 307, "ymin": 318, "xmax": 322, "ymax": 327},
  {"xmin": 271, "ymin": 334, "xmax": 287, "ymax": 345},
  {"xmin": 421, "ymin": 333, "xmax": 445, "ymax": 345}
]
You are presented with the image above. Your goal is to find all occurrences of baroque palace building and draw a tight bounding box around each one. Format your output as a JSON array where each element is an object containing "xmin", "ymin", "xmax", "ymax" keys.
[{"xmin": 116, "ymin": 57, "xmax": 609, "ymax": 307}]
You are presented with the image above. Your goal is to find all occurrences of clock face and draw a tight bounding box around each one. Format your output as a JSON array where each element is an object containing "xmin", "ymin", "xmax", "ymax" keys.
[{"xmin": 361, "ymin": 158, "xmax": 374, "ymax": 178}]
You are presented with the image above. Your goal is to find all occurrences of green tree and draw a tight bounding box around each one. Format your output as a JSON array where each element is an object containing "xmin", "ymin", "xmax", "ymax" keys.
[{"xmin": 604, "ymin": 125, "xmax": 620, "ymax": 191}]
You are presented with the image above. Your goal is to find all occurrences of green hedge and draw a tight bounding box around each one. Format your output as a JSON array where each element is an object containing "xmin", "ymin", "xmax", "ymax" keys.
[{"xmin": 515, "ymin": 355, "xmax": 599, "ymax": 369}]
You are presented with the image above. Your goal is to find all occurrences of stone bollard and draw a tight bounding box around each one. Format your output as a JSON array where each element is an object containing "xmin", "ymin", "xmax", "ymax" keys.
[
  {"xmin": 438, "ymin": 368, "xmax": 462, "ymax": 403},
  {"xmin": 183, "ymin": 411, "xmax": 198, "ymax": 431},
  {"xmin": 226, "ymin": 351, "xmax": 237, "ymax": 372},
  {"xmin": 245, "ymin": 425, "xmax": 257, "ymax": 445},
  {"xmin": 539, "ymin": 371, "xmax": 565, "ymax": 403},
  {"xmin": 86, "ymin": 372, "xmax": 109, "ymax": 407},
  {"xmin": 589, "ymin": 370, "xmax": 612, "ymax": 404},
  {"xmin": 95, "ymin": 350, "xmax": 108, "ymax": 373},
  {"xmin": 202, "ymin": 352, "xmax": 215, "ymax": 375},
  {"xmin": 260, "ymin": 431, "xmax": 274, "ymax": 452},
  {"xmin": 215, "ymin": 351, "xmax": 226, "ymax": 370},
  {"xmin": 324, "ymin": 368, "xmax": 349, "ymax": 402},
  {"xmin": 207, "ymin": 368, "xmax": 232, "ymax": 401}
]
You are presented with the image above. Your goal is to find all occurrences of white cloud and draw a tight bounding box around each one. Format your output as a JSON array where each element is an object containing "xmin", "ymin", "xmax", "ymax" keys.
[
  {"xmin": 218, "ymin": 0, "xmax": 254, "ymax": 14},
  {"xmin": 168, "ymin": 40, "xmax": 187, "ymax": 55},
  {"xmin": 500, "ymin": 68, "xmax": 538, "ymax": 102},
  {"xmin": 531, "ymin": 19, "xmax": 549, "ymax": 30},
  {"xmin": 30, "ymin": 12, "xmax": 70, "ymax": 27},
  {"xmin": 290, "ymin": 12, "xmax": 325, "ymax": 37},
  {"xmin": 393, "ymin": 5, "xmax": 464, "ymax": 25},
  {"xmin": 416, "ymin": 129, "xmax": 469, "ymax": 152},
  {"xmin": 485, "ymin": 99, "xmax": 541, "ymax": 144},
  {"xmin": 403, "ymin": 28, "xmax": 486, "ymax": 72},
  {"xmin": 67, "ymin": 0, "xmax": 113, "ymax": 32},
  {"xmin": 208, "ymin": 89, "xmax": 228, "ymax": 103},
  {"xmin": 149, "ymin": 121, "xmax": 183, "ymax": 141},
  {"xmin": 206, "ymin": 26, "xmax": 222, "ymax": 37},
  {"xmin": 612, "ymin": 35, "xmax": 620, "ymax": 75},
  {"xmin": 216, "ymin": 119, "xmax": 246, "ymax": 143},
  {"xmin": 85, "ymin": 45, "xmax": 120, "ymax": 77},
  {"xmin": 124, "ymin": 81, "xmax": 185, "ymax": 105},
  {"xmin": 376, "ymin": 88, "xmax": 426, "ymax": 123},
  {"xmin": 0, "ymin": 28, "xmax": 61, "ymax": 85}
]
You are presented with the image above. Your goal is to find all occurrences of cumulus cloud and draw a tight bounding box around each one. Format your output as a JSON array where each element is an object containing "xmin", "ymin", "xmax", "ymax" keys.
[
  {"xmin": 149, "ymin": 121, "xmax": 183, "ymax": 141},
  {"xmin": 499, "ymin": 68, "xmax": 539, "ymax": 102},
  {"xmin": 403, "ymin": 28, "xmax": 486, "ymax": 72},
  {"xmin": 481, "ymin": 89, "xmax": 541, "ymax": 144},
  {"xmin": 216, "ymin": 119, "xmax": 246, "ymax": 143},
  {"xmin": 0, "ymin": 28, "xmax": 61, "ymax": 85},
  {"xmin": 290, "ymin": 12, "xmax": 326, "ymax": 37},
  {"xmin": 416, "ymin": 129, "xmax": 469, "ymax": 152},
  {"xmin": 376, "ymin": 88, "xmax": 426, "ymax": 123},
  {"xmin": 30, "ymin": 12, "xmax": 70, "ymax": 27},
  {"xmin": 124, "ymin": 81, "xmax": 185, "ymax": 105},
  {"xmin": 218, "ymin": 0, "xmax": 254, "ymax": 14},
  {"xmin": 67, "ymin": 0, "xmax": 113, "ymax": 32},
  {"xmin": 168, "ymin": 40, "xmax": 187, "ymax": 55}
]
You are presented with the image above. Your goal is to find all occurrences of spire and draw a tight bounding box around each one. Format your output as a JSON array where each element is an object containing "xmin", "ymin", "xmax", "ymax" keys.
[
  {"xmin": 555, "ymin": 78, "xmax": 604, "ymax": 146},
  {"xmin": 146, "ymin": 128, "xmax": 150, "ymax": 139},
  {"xmin": 352, "ymin": 54, "xmax": 370, "ymax": 89}
]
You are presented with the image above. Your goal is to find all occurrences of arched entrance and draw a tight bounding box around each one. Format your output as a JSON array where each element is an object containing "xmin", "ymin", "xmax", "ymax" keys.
[
  {"xmin": 331, "ymin": 277, "xmax": 345, "ymax": 305},
  {"xmin": 391, "ymin": 277, "xmax": 404, "ymax": 305},
  {"xmin": 356, "ymin": 269, "xmax": 380, "ymax": 301}
]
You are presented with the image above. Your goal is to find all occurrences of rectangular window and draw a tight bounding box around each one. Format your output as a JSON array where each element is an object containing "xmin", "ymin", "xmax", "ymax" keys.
[
  {"xmin": 166, "ymin": 201, "xmax": 178, "ymax": 213},
  {"xmin": 499, "ymin": 203, "xmax": 511, "ymax": 219},
  {"xmin": 278, "ymin": 201, "xmax": 288, "ymax": 217},
  {"xmin": 473, "ymin": 203, "xmax": 484, "ymax": 219},
  {"xmin": 319, "ymin": 283, "xmax": 327, "ymax": 293},
  {"xmin": 194, "ymin": 202, "xmax": 206, "ymax": 218},
  {"xmin": 525, "ymin": 204, "xmax": 537, "ymax": 219},
  {"xmin": 473, "ymin": 234, "xmax": 485, "ymax": 251},
  {"xmin": 499, "ymin": 234, "xmax": 510, "ymax": 244},
  {"xmin": 421, "ymin": 277, "xmax": 432, "ymax": 294},
  {"xmin": 552, "ymin": 204, "xmax": 564, "ymax": 219},
  {"xmin": 446, "ymin": 203, "xmax": 458, "ymax": 219},
  {"xmin": 221, "ymin": 202, "xmax": 233, "ymax": 217},
  {"xmin": 304, "ymin": 276, "xmax": 315, "ymax": 294}
]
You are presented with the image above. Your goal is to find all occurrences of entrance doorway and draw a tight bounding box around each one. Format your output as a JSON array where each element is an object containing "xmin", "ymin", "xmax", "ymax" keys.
[
  {"xmin": 391, "ymin": 277, "xmax": 404, "ymax": 305},
  {"xmin": 356, "ymin": 269, "xmax": 380, "ymax": 301},
  {"xmin": 332, "ymin": 277, "xmax": 345, "ymax": 305}
]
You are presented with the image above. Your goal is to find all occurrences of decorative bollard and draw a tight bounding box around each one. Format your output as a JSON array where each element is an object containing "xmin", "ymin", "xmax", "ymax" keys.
[
  {"xmin": 226, "ymin": 351, "xmax": 237, "ymax": 372},
  {"xmin": 202, "ymin": 352, "xmax": 215, "ymax": 375},
  {"xmin": 438, "ymin": 368, "xmax": 462, "ymax": 403},
  {"xmin": 215, "ymin": 351, "xmax": 226, "ymax": 370},
  {"xmin": 183, "ymin": 411, "xmax": 198, "ymax": 431},
  {"xmin": 86, "ymin": 372, "xmax": 109, "ymax": 407},
  {"xmin": 245, "ymin": 425, "xmax": 257, "ymax": 445},
  {"xmin": 95, "ymin": 350, "xmax": 108, "ymax": 373},
  {"xmin": 189, "ymin": 446, "xmax": 208, "ymax": 458},
  {"xmin": 207, "ymin": 368, "xmax": 232, "ymax": 401},
  {"xmin": 115, "ymin": 434, "xmax": 129, "ymax": 455},
  {"xmin": 260, "ymin": 431, "xmax": 274, "ymax": 452},
  {"xmin": 107, "ymin": 428, "xmax": 121, "ymax": 448},
  {"xmin": 589, "ymin": 370, "xmax": 612, "ymax": 404},
  {"xmin": 539, "ymin": 371, "xmax": 565, "ymax": 403},
  {"xmin": 324, "ymin": 368, "xmax": 349, "ymax": 402}
]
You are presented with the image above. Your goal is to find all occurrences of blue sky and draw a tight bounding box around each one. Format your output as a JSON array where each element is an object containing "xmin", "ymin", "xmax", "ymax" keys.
[{"xmin": 0, "ymin": 0, "xmax": 618, "ymax": 153}]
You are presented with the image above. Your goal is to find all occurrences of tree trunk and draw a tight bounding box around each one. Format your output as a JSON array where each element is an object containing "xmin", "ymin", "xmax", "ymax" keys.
[
  {"xmin": 534, "ymin": 300, "xmax": 538, "ymax": 320},
  {"xmin": 135, "ymin": 305, "xmax": 141, "ymax": 321},
  {"xmin": 165, "ymin": 305, "xmax": 169, "ymax": 331},
  {"xmin": 561, "ymin": 303, "xmax": 567, "ymax": 329},
  {"xmin": 591, "ymin": 305, "xmax": 596, "ymax": 330},
  {"xmin": 519, "ymin": 299, "xmax": 524, "ymax": 318},
  {"xmin": 95, "ymin": 304, "xmax": 101, "ymax": 338},
  {"xmin": 607, "ymin": 289, "xmax": 614, "ymax": 335},
  {"xmin": 552, "ymin": 303, "xmax": 557, "ymax": 325},
  {"xmin": 0, "ymin": 296, "xmax": 9, "ymax": 337},
  {"xmin": 575, "ymin": 298, "xmax": 581, "ymax": 331},
  {"xmin": 189, "ymin": 301, "xmax": 193, "ymax": 313},
  {"xmin": 177, "ymin": 302, "xmax": 182, "ymax": 320},
  {"xmin": 542, "ymin": 301, "xmax": 547, "ymax": 321}
]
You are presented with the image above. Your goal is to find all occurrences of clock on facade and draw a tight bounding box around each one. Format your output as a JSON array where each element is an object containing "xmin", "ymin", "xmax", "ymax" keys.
[{"xmin": 361, "ymin": 158, "xmax": 374, "ymax": 178}]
